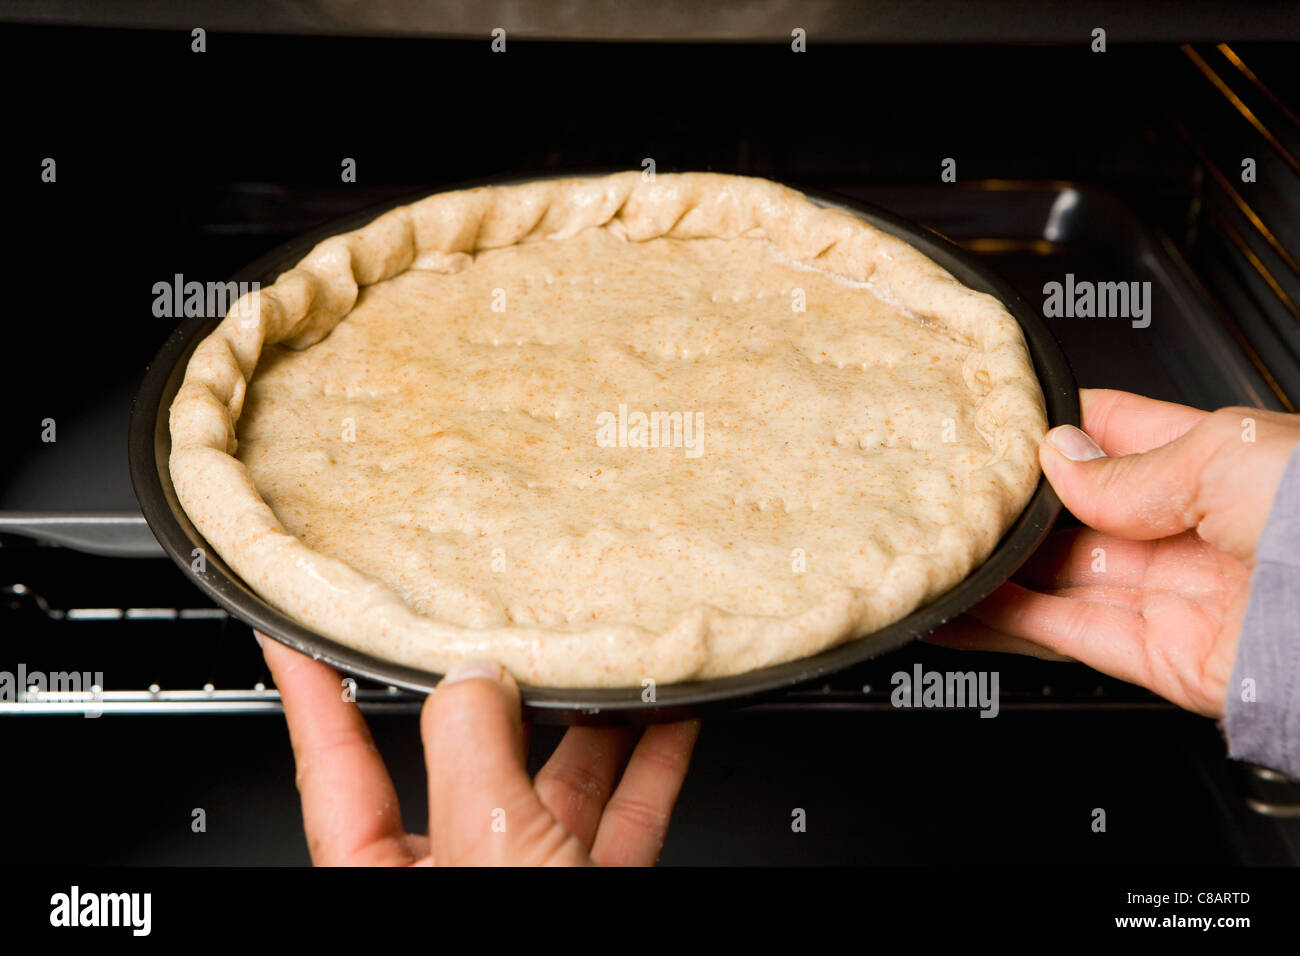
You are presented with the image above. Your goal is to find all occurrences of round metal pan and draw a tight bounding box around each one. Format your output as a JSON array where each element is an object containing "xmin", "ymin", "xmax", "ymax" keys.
[{"xmin": 129, "ymin": 174, "xmax": 1080, "ymax": 724}]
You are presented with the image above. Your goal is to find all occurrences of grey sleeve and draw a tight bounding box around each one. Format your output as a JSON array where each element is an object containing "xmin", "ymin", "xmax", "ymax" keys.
[{"xmin": 1223, "ymin": 443, "xmax": 1300, "ymax": 779}]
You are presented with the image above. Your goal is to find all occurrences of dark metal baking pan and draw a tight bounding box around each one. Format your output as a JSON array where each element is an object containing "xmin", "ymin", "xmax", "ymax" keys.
[{"xmin": 129, "ymin": 174, "xmax": 1079, "ymax": 723}]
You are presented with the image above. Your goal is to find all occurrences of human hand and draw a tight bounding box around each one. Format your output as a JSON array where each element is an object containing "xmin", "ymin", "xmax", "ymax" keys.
[
  {"xmin": 259, "ymin": 635, "xmax": 699, "ymax": 865},
  {"xmin": 931, "ymin": 388, "xmax": 1300, "ymax": 717}
]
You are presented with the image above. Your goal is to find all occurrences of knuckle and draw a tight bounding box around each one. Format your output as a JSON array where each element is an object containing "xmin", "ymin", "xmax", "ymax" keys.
[
  {"xmin": 605, "ymin": 794, "xmax": 669, "ymax": 843},
  {"xmin": 539, "ymin": 760, "xmax": 610, "ymax": 803},
  {"xmin": 1206, "ymin": 406, "xmax": 1250, "ymax": 435},
  {"xmin": 636, "ymin": 740, "xmax": 691, "ymax": 779},
  {"xmin": 1076, "ymin": 457, "xmax": 1123, "ymax": 523}
]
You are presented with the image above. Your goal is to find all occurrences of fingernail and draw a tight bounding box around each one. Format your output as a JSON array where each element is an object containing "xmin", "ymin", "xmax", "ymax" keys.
[
  {"xmin": 253, "ymin": 630, "xmax": 264, "ymax": 649},
  {"xmin": 1046, "ymin": 425, "xmax": 1106, "ymax": 462},
  {"xmin": 441, "ymin": 658, "xmax": 505, "ymax": 687}
]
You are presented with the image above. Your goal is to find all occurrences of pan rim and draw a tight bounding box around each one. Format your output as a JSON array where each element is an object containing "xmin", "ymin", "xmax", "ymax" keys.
[{"xmin": 128, "ymin": 171, "xmax": 1079, "ymax": 724}]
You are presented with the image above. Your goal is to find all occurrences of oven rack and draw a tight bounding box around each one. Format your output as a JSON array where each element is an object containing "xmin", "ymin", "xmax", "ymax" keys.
[
  {"xmin": 1176, "ymin": 43, "xmax": 1300, "ymax": 411},
  {"xmin": 2, "ymin": 581, "xmax": 425, "ymax": 714},
  {"xmin": 1, "ymin": 580, "xmax": 1182, "ymax": 716},
  {"xmin": 0, "ymin": 685, "xmax": 421, "ymax": 715}
]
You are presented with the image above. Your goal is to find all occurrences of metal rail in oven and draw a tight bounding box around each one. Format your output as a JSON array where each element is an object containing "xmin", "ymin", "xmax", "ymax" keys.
[
  {"xmin": 0, "ymin": 574, "xmax": 1190, "ymax": 717},
  {"xmin": 1175, "ymin": 43, "xmax": 1300, "ymax": 411}
]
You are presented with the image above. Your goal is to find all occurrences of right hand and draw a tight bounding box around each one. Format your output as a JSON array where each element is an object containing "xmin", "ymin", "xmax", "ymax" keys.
[{"xmin": 932, "ymin": 388, "xmax": 1300, "ymax": 717}]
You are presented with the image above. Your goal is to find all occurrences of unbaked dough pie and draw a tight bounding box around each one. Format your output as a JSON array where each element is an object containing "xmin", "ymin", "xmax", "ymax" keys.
[{"xmin": 169, "ymin": 172, "xmax": 1047, "ymax": 687}]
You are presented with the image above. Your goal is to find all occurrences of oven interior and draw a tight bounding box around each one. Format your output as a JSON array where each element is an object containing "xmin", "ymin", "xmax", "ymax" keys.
[{"xmin": 2, "ymin": 26, "xmax": 1299, "ymax": 863}]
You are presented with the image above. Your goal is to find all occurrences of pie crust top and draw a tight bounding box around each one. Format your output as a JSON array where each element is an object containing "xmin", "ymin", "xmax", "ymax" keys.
[{"xmin": 169, "ymin": 172, "xmax": 1048, "ymax": 688}]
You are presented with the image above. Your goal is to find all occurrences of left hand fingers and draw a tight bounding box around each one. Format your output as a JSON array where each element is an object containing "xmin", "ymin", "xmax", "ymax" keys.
[
  {"xmin": 423, "ymin": 660, "xmax": 587, "ymax": 865},
  {"xmin": 590, "ymin": 720, "xmax": 700, "ymax": 866},
  {"xmin": 260, "ymin": 632, "xmax": 411, "ymax": 865},
  {"xmin": 533, "ymin": 726, "xmax": 638, "ymax": 850}
]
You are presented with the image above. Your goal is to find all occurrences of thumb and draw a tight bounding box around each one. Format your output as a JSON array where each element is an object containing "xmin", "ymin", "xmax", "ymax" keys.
[
  {"xmin": 422, "ymin": 659, "xmax": 583, "ymax": 866},
  {"xmin": 1039, "ymin": 422, "xmax": 1221, "ymax": 540}
]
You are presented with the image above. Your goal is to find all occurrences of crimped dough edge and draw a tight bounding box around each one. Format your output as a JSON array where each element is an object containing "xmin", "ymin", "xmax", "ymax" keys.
[{"xmin": 169, "ymin": 172, "xmax": 1047, "ymax": 687}]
